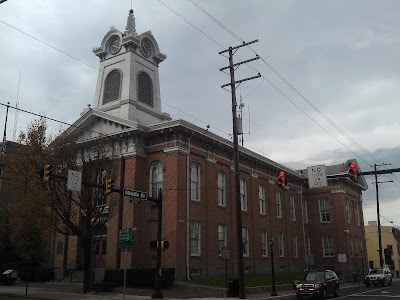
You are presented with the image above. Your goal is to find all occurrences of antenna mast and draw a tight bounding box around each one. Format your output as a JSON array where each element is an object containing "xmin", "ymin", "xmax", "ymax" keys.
[{"xmin": 13, "ymin": 69, "xmax": 22, "ymax": 141}]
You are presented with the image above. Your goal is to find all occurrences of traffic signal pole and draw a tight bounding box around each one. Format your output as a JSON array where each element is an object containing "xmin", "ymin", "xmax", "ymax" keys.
[
  {"xmin": 374, "ymin": 164, "xmax": 384, "ymax": 268},
  {"xmin": 219, "ymin": 40, "xmax": 261, "ymax": 299}
]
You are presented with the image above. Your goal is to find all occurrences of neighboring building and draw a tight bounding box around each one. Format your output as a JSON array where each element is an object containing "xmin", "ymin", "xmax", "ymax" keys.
[
  {"xmin": 48, "ymin": 9, "xmax": 369, "ymax": 281},
  {"xmin": 365, "ymin": 221, "xmax": 400, "ymax": 277}
]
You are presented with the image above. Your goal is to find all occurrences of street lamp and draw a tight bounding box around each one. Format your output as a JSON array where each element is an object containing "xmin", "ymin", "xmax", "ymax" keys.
[{"xmin": 269, "ymin": 238, "xmax": 278, "ymax": 297}]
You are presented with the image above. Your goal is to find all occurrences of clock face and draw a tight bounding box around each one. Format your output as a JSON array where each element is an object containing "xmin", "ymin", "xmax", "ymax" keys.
[
  {"xmin": 109, "ymin": 36, "xmax": 121, "ymax": 55},
  {"xmin": 140, "ymin": 40, "xmax": 151, "ymax": 58}
]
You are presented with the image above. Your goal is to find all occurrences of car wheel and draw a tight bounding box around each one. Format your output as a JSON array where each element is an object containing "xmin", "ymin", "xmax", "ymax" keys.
[
  {"xmin": 374, "ymin": 283, "xmax": 377, "ymax": 287},
  {"xmin": 334, "ymin": 286, "xmax": 339, "ymax": 297},
  {"xmin": 366, "ymin": 282, "xmax": 370, "ymax": 287},
  {"xmin": 320, "ymin": 288, "xmax": 327, "ymax": 299},
  {"xmin": 297, "ymin": 295, "xmax": 303, "ymax": 300},
  {"xmin": 389, "ymin": 279, "xmax": 392, "ymax": 286},
  {"xmin": 382, "ymin": 279, "xmax": 386, "ymax": 287}
]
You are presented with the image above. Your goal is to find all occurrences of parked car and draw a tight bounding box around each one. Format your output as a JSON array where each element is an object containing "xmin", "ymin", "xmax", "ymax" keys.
[
  {"xmin": 295, "ymin": 270, "xmax": 340, "ymax": 299},
  {"xmin": 364, "ymin": 268, "xmax": 392, "ymax": 287}
]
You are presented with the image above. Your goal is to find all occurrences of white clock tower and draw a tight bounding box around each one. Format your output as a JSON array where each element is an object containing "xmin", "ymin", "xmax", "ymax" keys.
[{"xmin": 89, "ymin": 9, "xmax": 171, "ymax": 125}]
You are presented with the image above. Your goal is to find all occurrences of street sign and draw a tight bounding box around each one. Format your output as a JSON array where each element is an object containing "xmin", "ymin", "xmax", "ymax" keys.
[
  {"xmin": 221, "ymin": 246, "xmax": 231, "ymax": 261},
  {"xmin": 120, "ymin": 240, "xmax": 135, "ymax": 251},
  {"xmin": 307, "ymin": 165, "xmax": 328, "ymax": 188},
  {"xmin": 67, "ymin": 170, "xmax": 82, "ymax": 192},
  {"xmin": 338, "ymin": 253, "xmax": 347, "ymax": 263},
  {"xmin": 119, "ymin": 228, "xmax": 133, "ymax": 241},
  {"xmin": 123, "ymin": 188, "xmax": 147, "ymax": 203}
]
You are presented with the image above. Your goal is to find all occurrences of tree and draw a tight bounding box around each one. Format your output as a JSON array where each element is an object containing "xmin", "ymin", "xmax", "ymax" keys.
[{"xmin": 7, "ymin": 118, "xmax": 119, "ymax": 292}]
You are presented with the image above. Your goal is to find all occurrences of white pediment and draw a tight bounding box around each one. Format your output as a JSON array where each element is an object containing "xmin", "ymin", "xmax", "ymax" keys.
[{"xmin": 62, "ymin": 108, "xmax": 146, "ymax": 143}]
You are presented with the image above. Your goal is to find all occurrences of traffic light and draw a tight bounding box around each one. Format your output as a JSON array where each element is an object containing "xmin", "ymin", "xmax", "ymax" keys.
[
  {"xmin": 277, "ymin": 171, "xmax": 286, "ymax": 190},
  {"xmin": 43, "ymin": 164, "xmax": 53, "ymax": 182},
  {"xmin": 161, "ymin": 240, "xmax": 169, "ymax": 251},
  {"xmin": 105, "ymin": 178, "xmax": 114, "ymax": 195},
  {"xmin": 348, "ymin": 161, "xmax": 358, "ymax": 182}
]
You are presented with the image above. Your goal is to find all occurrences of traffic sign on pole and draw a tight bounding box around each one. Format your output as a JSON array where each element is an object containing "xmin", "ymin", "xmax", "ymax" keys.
[
  {"xmin": 67, "ymin": 170, "xmax": 82, "ymax": 192},
  {"xmin": 119, "ymin": 228, "xmax": 133, "ymax": 241},
  {"xmin": 123, "ymin": 188, "xmax": 147, "ymax": 203},
  {"xmin": 307, "ymin": 165, "xmax": 328, "ymax": 188}
]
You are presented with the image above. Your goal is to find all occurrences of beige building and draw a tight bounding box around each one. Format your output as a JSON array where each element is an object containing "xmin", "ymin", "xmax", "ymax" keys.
[{"xmin": 365, "ymin": 221, "xmax": 400, "ymax": 277}]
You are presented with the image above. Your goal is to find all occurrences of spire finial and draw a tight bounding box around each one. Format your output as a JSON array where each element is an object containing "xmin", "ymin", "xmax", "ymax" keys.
[{"xmin": 126, "ymin": 8, "xmax": 136, "ymax": 33}]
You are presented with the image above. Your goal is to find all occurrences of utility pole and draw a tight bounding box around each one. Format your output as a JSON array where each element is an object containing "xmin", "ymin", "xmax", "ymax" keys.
[
  {"xmin": 374, "ymin": 163, "xmax": 392, "ymax": 268},
  {"xmin": 219, "ymin": 40, "xmax": 261, "ymax": 299}
]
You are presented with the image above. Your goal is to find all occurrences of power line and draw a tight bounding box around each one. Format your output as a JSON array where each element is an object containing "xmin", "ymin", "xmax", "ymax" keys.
[{"xmin": 188, "ymin": 0, "xmax": 385, "ymax": 167}]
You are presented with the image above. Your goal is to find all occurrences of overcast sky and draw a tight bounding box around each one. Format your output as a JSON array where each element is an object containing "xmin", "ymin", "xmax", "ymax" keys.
[{"xmin": 0, "ymin": 0, "xmax": 399, "ymax": 227}]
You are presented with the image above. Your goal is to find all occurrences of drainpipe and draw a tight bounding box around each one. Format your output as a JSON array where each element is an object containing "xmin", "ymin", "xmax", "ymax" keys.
[
  {"xmin": 186, "ymin": 133, "xmax": 194, "ymax": 280},
  {"xmin": 300, "ymin": 184, "xmax": 308, "ymax": 270}
]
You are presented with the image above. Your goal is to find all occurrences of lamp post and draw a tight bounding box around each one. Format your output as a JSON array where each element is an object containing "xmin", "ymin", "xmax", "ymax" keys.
[{"xmin": 269, "ymin": 238, "xmax": 277, "ymax": 296}]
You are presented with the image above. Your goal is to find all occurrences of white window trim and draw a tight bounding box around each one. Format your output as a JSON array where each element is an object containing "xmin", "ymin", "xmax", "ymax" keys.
[
  {"xmin": 303, "ymin": 200, "xmax": 308, "ymax": 224},
  {"xmin": 293, "ymin": 235, "xmax": 298, "ymax": 258},
  {"xmin": 278, "ymin": 233, "xmax": 285, "ymax": 257},
  {"xmin": 261, "ymin": 230, "xmax": 268, "ymax": 257},
  {"xmin": 259, "ymin": 185, "xmax": 266, "ymax": 215},
  {"xmin": 191, "ymin": 163, "xmax": 200, "ymax": 201},
  {"xmin": 218, "ymin": 172, "xmax": 226, "ymax": 207},
  {"xmin": 240, "ymin": 179, "xmax": 248, "ymax": 211},
  {"xmin": 322, "ymin": 236, "xmax": 334, "ymax": 257},
  {"xmin": 290, "ymin": 196, "xmax": 296, "ymax": 221},
  {"xmin": 276, "ymin": 191, "xmax": 282, "ymax": 218},
  {"xmin": 191, "ymin": 221, "xmax": 201, "ymax": 256},
  {"xmin": 319, "ymin": 198, "xmax": 331, "ymax": 223},
  {"xmin": 218, "ymin": 225, "xmax": 227, "ymax": 256}
]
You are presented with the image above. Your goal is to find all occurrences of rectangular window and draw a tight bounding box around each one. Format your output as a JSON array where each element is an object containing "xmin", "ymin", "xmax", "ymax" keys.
[
  {"xmin": 349, "ymin": 236, "xmax": 353, "ymax": 256},
  {"xmin": 240, "ymin": 179, "xmax": 247, "ymax": 211},
  {"xmin": 191, "ymin": 221, "xmax": 201, "ymax": 256},
  {"xmin": 218, "ymin": 225, "xmax": 227, "ymax": 256},
  {"xmin": 218, "ymin": 172, "xmax": 226, "ymax": 207},
  {"xmin": 322, "ymin": 236, "xmax": 334, "ymax": 257},
  {"xmin": 356, "ymin": 203, "xmax": 361, "ymax": 226},
  {"xmin": 261, "ymin": 230, "xmax": 268, "ymax": 257},
  {"xmin": 355, "ymin": 236, "xmax": 359, "ymax": 255},
  {"xmin": 278, "ymin": 232, "xmax": 284, "ymax": 257},
  {"xmin": 242, "ymin": 228, "xmax": 249, "ymax": 257},
  {"xmin": 191, "ymin": 164, "xmax": 200, "ymax": 201},
  {"xmin": 303, "ymin": 200, "xmax": 308, "ymax": 224},
  {"xmin": 259, "ymin": 185, "xmax": 266, "ymax": 215},
  {"xmin": 290, "ymin": 196, "xmax": 296, "ymax": 221},
  {"xmin": 276, "ymin": 191, "xmax": 282, "ymax": 218},
  {"xmin": 319, "ymin": 199, "xmax": 331, "ymax": 223},
  {"xmin": 293, "ymin": 235, "xmax": 298, "ymax": 258},
  {"xmin": 305, "ymin": 236, "xmax": 311, "ymax": 256},
  {"xmin": 346, "ymin": 199, "xmax": 351, "ymax": 224}
]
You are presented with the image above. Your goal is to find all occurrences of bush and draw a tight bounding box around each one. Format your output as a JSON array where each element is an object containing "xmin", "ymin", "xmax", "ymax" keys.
[
  {"xmin": 93, "ymin": 281, "xmax": 119, "ymax": 292},
  {"xmin": 17, "ymin": 267, "xmax": 53, "ymax": 282},
  {"xmin": 111, "ymin": 268, "xmax": 175, "ymax": 288}
]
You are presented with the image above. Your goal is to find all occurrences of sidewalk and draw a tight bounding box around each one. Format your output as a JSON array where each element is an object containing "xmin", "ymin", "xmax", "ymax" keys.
[{"xmin": 1, "ymin": 279, "xmax": 394, "ymax": 300}]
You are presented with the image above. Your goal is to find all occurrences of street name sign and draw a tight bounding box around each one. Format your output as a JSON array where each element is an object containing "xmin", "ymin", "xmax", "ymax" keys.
[
  {"xmin": 67, "ymin": 170, "xmax": 82, "ymax": 192},
  {"xmin": 307, "ymin": 165, "xmax": 328, "ymax": 188},
  {"xmin": 119, "ymin": 228, "xmax": 133, "ymax": 241},
  {"xmin": 123, "ymin": 188, "xmax": 147, "ymax": 204}
]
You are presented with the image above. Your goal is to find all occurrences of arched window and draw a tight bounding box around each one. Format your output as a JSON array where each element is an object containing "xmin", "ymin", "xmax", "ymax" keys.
[
  {"xmin": 150, "ymin": 161, "xmax": 163, "ymax": 198},
  {"xmin": 137, "ymin": 72, "xmax": 153, "ymax": 107},
  {"xmin": 103, "ymin": 70, "xmax": 122, "ymax": 103}
]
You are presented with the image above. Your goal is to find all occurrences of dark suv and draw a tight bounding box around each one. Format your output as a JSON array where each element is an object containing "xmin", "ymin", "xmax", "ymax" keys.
[{"xmin": 295, "ymin": 270, "xmax": 340, "ymax": 299}]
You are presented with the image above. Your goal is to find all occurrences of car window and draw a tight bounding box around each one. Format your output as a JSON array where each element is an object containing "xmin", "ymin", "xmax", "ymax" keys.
[
  {"xmin": 306, "ymin": 272, "xmax": 325, "ymax": 281},
  {"xmin": 369, "ymin": 269, "xmax": 383, "ymax": 274}
]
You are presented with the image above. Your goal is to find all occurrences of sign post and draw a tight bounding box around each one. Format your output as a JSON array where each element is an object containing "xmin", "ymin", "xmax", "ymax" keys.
[
  {"xmin": 307, "ymin": 165, "xmax": 328, "ymax": 188},
  {"xmin": 119, "ymin": 228, "xmax": 136, "ymax": 300},
  {"xmin": 221, "ymin": 246, "xmax": 231, "ymax": 288}
]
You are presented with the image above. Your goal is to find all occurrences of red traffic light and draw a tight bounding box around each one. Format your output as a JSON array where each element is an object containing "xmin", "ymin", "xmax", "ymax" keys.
[
  {"xmin": 278, "ymin": 171, "xmax": 284, "ymax": 178},
  {"xmin": 348, "ymin": 162, "xmax": 355, "ymax": 169}
]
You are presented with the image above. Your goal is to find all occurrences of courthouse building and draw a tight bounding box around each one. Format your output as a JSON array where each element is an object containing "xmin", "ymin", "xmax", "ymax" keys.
[{"xmin": 49, "ymin": 9, "xmax": 369, "ymax": 280}]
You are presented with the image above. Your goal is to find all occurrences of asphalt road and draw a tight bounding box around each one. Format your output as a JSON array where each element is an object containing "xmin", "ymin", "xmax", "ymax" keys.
[{"xmin": 279, "ymin": 280, "xmax": 400, "ymax": 299}]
